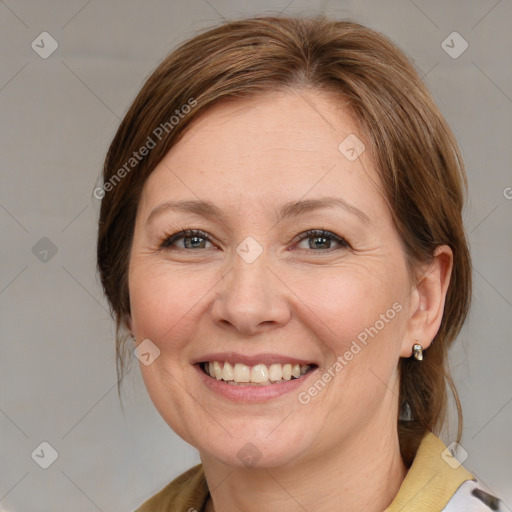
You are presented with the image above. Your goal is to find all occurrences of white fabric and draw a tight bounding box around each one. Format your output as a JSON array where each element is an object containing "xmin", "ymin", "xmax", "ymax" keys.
[{"xmin": 443, "ymin": 479, "xmax": 506, "ymax": 511}]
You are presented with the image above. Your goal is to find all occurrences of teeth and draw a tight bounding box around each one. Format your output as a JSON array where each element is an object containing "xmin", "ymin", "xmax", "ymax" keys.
[
  {"xmin": 251, "ymin": 364, "xmax": 269, "ymax": 383},
  {"xmin": 233, "ymin": 363, "xmax": 251, "ymax": 382},
  {"xmin": 268, "ymin": 364, "xmax": 282, "ymax": 382},
  {"xmin": 222, "ymin": 362, "xmax": 234, "ymax": 381},
  {"xmin": 203, "ymin": 361, "xmax": 312, "ymax": 385},
  {"xmin": 213, "ymin": 361, "xmax": 223, "ymax": 380}
]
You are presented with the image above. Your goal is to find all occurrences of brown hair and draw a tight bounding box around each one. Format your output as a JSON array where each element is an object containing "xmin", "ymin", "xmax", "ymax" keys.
[{"xmin": 97, "ymin": 14, "xmax": 471, "ymax": 464}]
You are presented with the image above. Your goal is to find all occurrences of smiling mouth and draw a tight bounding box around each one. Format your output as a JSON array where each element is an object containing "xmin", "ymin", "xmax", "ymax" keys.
[{"xmin": 198, "ymin": 361, "xmax": 317, "ymax": 386}]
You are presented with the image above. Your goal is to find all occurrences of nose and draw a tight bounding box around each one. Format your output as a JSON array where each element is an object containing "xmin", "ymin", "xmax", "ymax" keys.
[{"xmin": 210, "ymin": 249, "xmax": 291, "ymax": 336}]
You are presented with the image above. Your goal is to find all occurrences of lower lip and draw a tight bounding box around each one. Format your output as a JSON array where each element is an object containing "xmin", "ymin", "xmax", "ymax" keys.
[{"xmin": 194, "ymin": 364, "xmax": 318, "ymax": 403}]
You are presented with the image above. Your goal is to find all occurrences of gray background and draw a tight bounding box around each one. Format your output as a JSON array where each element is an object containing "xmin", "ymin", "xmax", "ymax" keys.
[{"xmin": 1, "ymin": 0, "xmax": 511, "ymax": 510}]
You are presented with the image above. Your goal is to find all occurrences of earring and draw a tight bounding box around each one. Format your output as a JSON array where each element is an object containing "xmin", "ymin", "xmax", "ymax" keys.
[{"xmin": 412, "ymin": 340, "xmax": 423, "ymax": 361}]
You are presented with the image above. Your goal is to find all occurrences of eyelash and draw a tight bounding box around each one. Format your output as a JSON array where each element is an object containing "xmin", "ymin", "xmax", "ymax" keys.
[{"xmin": 159, "ymin": 228, "xmax": 351, "ymax": 252}]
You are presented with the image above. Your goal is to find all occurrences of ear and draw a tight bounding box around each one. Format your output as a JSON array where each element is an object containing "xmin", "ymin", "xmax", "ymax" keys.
[{"xmin": 400, "ymin": 245, "xmax": 453, "ymax": 357}]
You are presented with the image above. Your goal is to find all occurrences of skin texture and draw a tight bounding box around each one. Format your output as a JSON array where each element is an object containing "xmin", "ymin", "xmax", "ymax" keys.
[{"xmin": 127, "ymin": 88, "xmax": 453, "ymax": 512}]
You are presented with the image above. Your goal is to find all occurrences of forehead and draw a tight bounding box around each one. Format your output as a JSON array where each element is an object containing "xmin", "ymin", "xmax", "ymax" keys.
[
  {"xmin": 172, "ymin": 88, "xmax": 360, "ymax": 163},
  {"xmin": 138, "ymin": 89, "xmax": 386, "ymax": 222}
]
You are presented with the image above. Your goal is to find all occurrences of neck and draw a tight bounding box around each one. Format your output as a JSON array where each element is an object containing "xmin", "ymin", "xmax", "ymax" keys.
[{"xmin": 201, "ymin": 421, "xmax": 407, "ymax": 512}]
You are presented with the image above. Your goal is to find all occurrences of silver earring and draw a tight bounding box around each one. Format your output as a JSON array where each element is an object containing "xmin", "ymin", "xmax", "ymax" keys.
[{"xmin": 413, "ymin": 341, "xmax": 423, "ymax": 361}]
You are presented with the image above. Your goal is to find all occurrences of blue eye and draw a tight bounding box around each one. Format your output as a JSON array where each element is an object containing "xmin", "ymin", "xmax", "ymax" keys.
[
  {"xmin": 160, "ymin": 229, "xmax": 213, "ymax": 250},
  {"xmin": 294, "ymin": 229, "xmax": 350, "ymax": 251},
  {"xmin": 160, "ymin": 228, "xmax": 350, "ymax": 251}
]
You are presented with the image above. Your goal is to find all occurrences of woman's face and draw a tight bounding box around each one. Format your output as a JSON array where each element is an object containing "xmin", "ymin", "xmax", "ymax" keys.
[{"xmin": 128, "ymin": 89, "xmax": 416, "ymax": 468}]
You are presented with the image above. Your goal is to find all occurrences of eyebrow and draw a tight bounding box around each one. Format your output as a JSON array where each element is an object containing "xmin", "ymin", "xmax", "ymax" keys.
[{"xmin": 146, "ymin": 196, "xmax": 370, "ymax": 227}]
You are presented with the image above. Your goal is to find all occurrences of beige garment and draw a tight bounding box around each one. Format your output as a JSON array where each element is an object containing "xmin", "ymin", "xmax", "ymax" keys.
[{"xmin": 134, "ymin": 431, "xmax": 476, "ymax": 512}]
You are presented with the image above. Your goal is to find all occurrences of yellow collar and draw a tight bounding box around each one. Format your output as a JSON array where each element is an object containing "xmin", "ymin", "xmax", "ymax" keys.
[
  {"xmin": 135, "ymin": 431, "xmax": 475, "ymax": 511},
  {"xmin": 384, "ymin": 431, "xmax": 474, "ymax": 511}
]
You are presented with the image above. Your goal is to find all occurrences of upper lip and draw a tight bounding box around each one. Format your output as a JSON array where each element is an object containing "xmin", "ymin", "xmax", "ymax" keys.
[{"xmin": 191, "ymin": 352, "xmax": 317, "ymax": 367}]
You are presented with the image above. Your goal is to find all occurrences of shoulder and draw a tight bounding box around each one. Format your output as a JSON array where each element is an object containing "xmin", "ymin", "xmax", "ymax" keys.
[
  {"xmin": 133, "ymin": 463, "xmax": 209, "ymax": 512},
  {"xmin": 443, "ymin": 478, "xmax": 507, "ymax": 511},
  {"xmin": 385, "ymin": 432, "xmax": 505, "ymax": 512}
]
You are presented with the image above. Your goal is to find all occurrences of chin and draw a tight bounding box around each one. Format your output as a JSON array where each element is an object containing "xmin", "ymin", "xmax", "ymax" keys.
[{"xmin": 192, "ymin": 422, "xmax": 313, "ymax": 470}]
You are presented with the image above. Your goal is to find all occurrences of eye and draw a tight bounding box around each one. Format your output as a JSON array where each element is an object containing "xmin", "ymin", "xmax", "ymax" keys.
[
  {"xmin": 159, "ymin": 228, "xmax": 350, "ymax": 252},
  {"xmin": 294, "ymin": 229, "xmax": 350, "ymax": 251},
  {"xmin": 160, "ymin": 229, "xmax": 215, "ymax": 250}
]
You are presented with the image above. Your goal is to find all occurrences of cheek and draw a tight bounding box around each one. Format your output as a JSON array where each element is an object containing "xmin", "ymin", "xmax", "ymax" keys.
[
  {"xmin": 128, "ymin": 262, "xmax": 207, "ymax": 344},
  {"xmin": 288, "ymin": 263, "xmax": 405, "ymax": 354}
]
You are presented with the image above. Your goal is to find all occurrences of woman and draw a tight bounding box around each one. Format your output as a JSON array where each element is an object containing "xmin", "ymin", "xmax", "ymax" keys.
[{"xmin": 96, "ymin": 15, "xmax": 504, "ymax": 511}]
